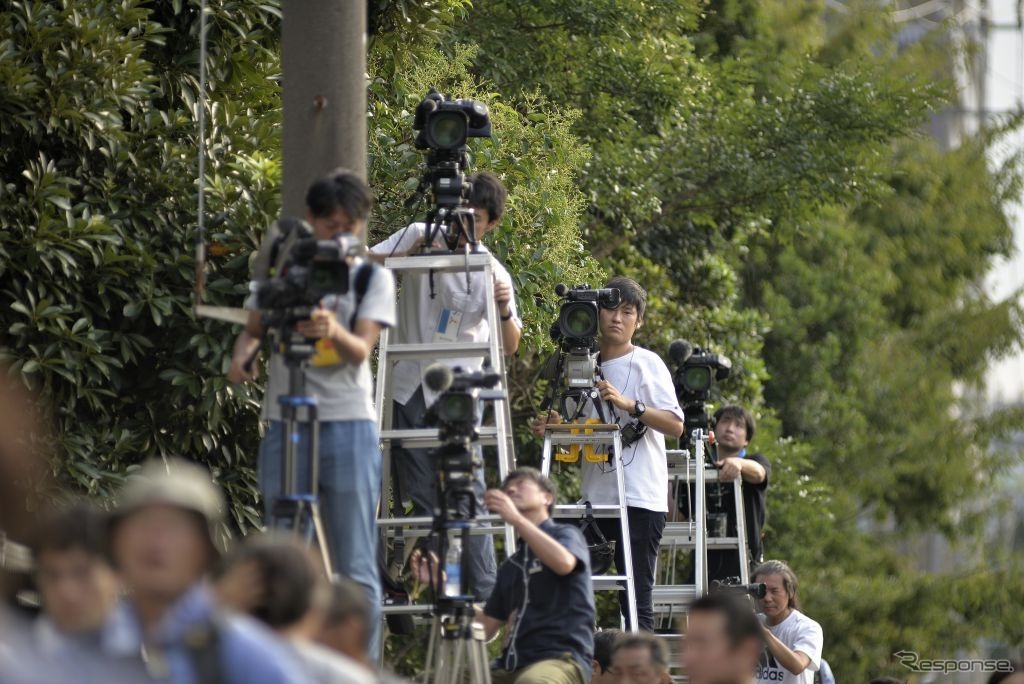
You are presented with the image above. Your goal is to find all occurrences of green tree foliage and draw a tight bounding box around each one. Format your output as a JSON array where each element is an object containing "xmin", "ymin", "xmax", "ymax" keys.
[{"xmin": 0, "ymin": 0, "xmax": 282, "ymax": 531}]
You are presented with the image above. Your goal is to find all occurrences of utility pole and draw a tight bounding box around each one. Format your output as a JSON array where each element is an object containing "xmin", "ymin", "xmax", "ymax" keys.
[{"xmin": 281, "ymin": 2, "xmax": 367, "ymax": 218}]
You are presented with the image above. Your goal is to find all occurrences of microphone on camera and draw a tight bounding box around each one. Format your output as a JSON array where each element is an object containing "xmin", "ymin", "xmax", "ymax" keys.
[
  {"xmin": 668, "ymin": 339, "xmax": 694, "ymax": 365},
  {"xmin": 423, "ymin": 363, "xmax": 454, "ymax": 394}
]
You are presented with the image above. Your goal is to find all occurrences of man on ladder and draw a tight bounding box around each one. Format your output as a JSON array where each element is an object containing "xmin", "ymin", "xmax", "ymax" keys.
[
  {"xmin": 535, "ymin": 276, "xmax": 684, "ymax": 631},
  {"xmin": 369, "ymin": 171, "xmax": 522, "ymax": 601}
]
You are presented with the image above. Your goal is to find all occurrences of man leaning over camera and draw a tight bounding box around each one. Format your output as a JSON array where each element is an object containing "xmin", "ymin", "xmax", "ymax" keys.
[
  {"xmin": 753, "ymin": 560, "xmax": 823, "ymax": 684},
  {"xmin": 411, "ymin": 468, "xmax": 595, "ymax": 684},
  {"xmin": 368, "ymin": 171, "xmax": 521, "ymax": 601},
  {"xmin": 533, "ymin": 276, "xmax": 685, "ymax": 631},
  {"xmin": 227, "ymin": 169, "xmax": 396, "ymax": 657}
]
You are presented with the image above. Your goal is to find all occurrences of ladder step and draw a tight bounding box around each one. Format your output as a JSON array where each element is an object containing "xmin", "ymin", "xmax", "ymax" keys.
[
  {"xmin": 382, "ymin": 342, "xmax": 493, "ymax": 360},
  {"xmin": 651, "ymin": 586, "xmax": 699, "ymax": 605},
  {"xmin": 384, "ymin": 253, "xmax": 494, "ymax": 272},
  {"xmin": 382, "ymin": 603, "xmax": 436, "ymax": 616},
  {"xmin": 592, "ymin": 575, "xmax": 631, "ymax": 589},
  {"xmin": 380, "ymin": 427, "xmax": 500, "ymax": 449},
  {"xmin": 553, "ymin": 504, "xmax": 624, "ymax": 517}
]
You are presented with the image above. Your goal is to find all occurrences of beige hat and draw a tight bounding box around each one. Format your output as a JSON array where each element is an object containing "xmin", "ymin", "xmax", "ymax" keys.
[{"xmin": 110, "ymin": 458, "xmax": 226, "ymax": 552}]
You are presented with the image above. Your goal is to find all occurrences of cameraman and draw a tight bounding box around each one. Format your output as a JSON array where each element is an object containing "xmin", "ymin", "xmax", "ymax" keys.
[
  {"xmin": 708, "ymin": 405, "xmax": 770, "ymax": 580},
  {"xmin": 369, "ymin": 171, "xmax": 521, "ymax": 600},
  {"xmin": 534, "ymin": 276, "xmax": 685, "ymax": 631},
  {"xmin": 753, "ymin": 560, "xmax": 823, "ymax": 684},
  {"xmin": 410, "ymin": 468, "xmax": 595, "ymax": 684},
  {"xmin": 227, "ymin": 170, "xmax": 397, "ymax": 656}
]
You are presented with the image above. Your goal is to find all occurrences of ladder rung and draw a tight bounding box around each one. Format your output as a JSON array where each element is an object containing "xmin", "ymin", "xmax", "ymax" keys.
[
  {"xmin": 592, "ymin": 576, "xmax": 631, "ymax": 589},
  {"xmin": 652, "ymin": 586, "xmax": 699, "ymax": 605},
  {"xmin": 382, "ymin": 603, "xmax": 436, "ymax": 615},
  {"xmin": 380, "ymin": 427, "xmax": 500, "ymax": 449},
  {"xmin": 384, "ymin": 253, "xmax": 494, "ymax": 272},
  {"xmin": 382, "ymin": 342, "xmax": 493, "ymax": 360},
  {"xmin": 553, "ymin": 504, "xmax": 625, "ymax": 517}
]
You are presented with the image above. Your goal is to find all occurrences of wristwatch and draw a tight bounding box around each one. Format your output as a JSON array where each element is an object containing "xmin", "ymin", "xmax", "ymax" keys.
[{"xmin": 631, "ymin": 400, "xmax": 646, "ymax": 418}]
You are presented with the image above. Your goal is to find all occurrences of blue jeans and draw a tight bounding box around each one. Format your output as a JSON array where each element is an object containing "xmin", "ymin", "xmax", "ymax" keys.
[{"xmin": 259, "ymin": 419, "xmax": 381, "ymax": 659}]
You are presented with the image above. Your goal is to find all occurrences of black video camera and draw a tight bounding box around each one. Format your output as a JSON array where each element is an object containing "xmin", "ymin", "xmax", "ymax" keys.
[
  {"xmin": 253, "ymin": 231, "xmax": 358, "ymax": 331},
  {"xmin": 549, "ymin": 284, "xmax": 620, "ymax": 388},
  {"xmin": 710, "ymin": 577, "xmax": 767, "ymax": 599},
  {"xmin": 424, "ymin": 365, "xmax": 504, "ymax": 443},
  {"xmin": 408, "ymin": 90, "xmax": 492, "ymax": 252},
  {"xmin": 668, "ymin": 339, "xmax": 731, "ymax": 437}
]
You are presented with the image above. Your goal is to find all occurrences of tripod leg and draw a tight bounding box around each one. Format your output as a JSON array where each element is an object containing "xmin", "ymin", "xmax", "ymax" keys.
[{"xmin": 309, "ymin": 504, "xmax": 334, "ymax": 578}]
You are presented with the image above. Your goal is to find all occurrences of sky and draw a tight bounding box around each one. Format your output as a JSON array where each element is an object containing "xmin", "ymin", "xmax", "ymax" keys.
[{"xmin": 984, "ymin": 0, "xmax": 1024, "ymax": 405}]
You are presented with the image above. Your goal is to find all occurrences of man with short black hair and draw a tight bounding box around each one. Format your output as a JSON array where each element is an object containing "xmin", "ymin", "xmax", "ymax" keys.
[
  {"xmin": 228, "ymin": 169, "xmax": 396, "ymax": 655},
  {"xmin": 707, "ymin": 405, "xmax": 771, "ymax": 581},
  {"xmin": 592, "ymin": 629, "xmax": 622, "ymax": 684},
  {"xmin": 32, "ymin": 504, "xmax": 120, "ymax": 644},
  {"xmin": 316, "ymin": 577, "xmax": 372, "ymax": 668},
  {"xmin": 535, "ymin": 276, "xmax": 685, "ymax": 630},
  {"xmin": 683, "ymin": 593, "xmax": 764, "ymax": 684},
  {"xmin": 371, "ymin": 170, "xmax": 521, "ymax": 600},
  {"xmin": 753, "ymin": 560, "xmax": 823, "ymax": 684},
  {"xmin": 609, "ymin": 632, "xmax": 671, "ymax": 684},
  {"xmin": 411, "ymin": 467, "xmax": 595, "ymax": 684}
]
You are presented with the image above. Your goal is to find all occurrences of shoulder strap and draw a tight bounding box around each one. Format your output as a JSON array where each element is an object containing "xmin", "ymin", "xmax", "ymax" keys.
[
  {"xmin": 579, "ymin": 500, "xmax": 608, "ymax": 545},
  {"xmin": 348, "ymin": 261, "xmax": 377, "ymax": 330}
]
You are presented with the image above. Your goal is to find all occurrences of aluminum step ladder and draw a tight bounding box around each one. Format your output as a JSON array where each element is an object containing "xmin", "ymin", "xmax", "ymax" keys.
[
  {"xmin": 374, "ymin": 251, "xmax": 518, "ymax": 619},
  {"xmin": 653, "ymin": 434, "xmax": 751, "ymax": 632},
  {"xmin": 540, "ymin": 422, "xmax": 639, "ymax": 631}
]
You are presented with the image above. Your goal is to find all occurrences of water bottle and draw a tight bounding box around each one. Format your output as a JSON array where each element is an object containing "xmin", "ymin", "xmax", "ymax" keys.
[{"xmin": 445, "ymin": 536, "xmax": 462, "ymax": 597}]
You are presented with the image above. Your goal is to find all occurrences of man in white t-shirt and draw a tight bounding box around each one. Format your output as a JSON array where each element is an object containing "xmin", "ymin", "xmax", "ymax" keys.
[
  {"xmin": 535, "ymin": 276, "xmax": 685, "ymax": 630},
  {"xmin": 227, "ymin": 170, "xmax": 397, "ymax": 658},
  {"xmin": 369, "ymin": 172, "xmax": 522, "ymax": 600},
  {"xmin": 753, "ymin": 560, "xmax": 823, "ymax": 684}
]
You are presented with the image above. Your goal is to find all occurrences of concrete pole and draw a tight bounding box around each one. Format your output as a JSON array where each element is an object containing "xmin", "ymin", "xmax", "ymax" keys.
[{"xmin": 281, "ymin": 1, "xmax": 367, "ymax": 219}]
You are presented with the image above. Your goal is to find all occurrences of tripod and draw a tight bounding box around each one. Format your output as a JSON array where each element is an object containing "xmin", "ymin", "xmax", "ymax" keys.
[
  {"xmin": 421, "ymin": 440, "xmax": 493, "ymax": 684},
  {"xmin": 268, "ymin": 336, "xmax": 334, "ymax": 576}
]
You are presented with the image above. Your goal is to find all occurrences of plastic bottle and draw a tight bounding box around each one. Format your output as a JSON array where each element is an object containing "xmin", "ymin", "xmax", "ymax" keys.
[{"xmin": 445, "ymin": 536, "xmax": 462, "ymax": 597}]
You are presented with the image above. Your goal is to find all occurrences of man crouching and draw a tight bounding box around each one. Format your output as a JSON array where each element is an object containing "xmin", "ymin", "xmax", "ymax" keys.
[{"xmin": 412, "ymin": 468, "xmax": 595, "ymax": 684}]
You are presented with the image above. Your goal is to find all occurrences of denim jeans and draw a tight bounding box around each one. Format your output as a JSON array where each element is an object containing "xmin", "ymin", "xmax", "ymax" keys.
[
  {"xmin": 597, "ymin": 506, "xmax": 666, "ymax": 631},
  {"xmin": 258, "ymin": 419, "xmax": 382, "ymax": 659},
  {"xmin": 391, "ymin": 387, "xmax": 497, "ymax": 600}
]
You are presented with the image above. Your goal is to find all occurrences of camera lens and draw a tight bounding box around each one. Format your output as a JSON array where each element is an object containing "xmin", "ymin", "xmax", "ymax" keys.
[
  {"xmin": 438, "ymin": 393, "xmax": 475, "ymax": 423},
  {"xmin": 682, "ymin": 365, "xmax": 712, "ymax": 393},
  {"xmin": 426, "ymin": 111, "xmax": 468, "ymax": 150},
  {"xmin": 559, "ymin": 302, "xmax": 598, "ymax": 339}
]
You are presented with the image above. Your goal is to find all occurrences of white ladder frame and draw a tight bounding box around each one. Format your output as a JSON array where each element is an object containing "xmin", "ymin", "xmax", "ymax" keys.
[
  {"xmin": 540, "ymin": 423, "xmax": 639, "ymax": 632},
  {"xmin": 374, "ymin": 252, "xmax": 518, "ymax": 604}
]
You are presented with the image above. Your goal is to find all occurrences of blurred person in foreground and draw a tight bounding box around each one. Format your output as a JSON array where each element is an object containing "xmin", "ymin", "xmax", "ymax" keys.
[
  {"xmin": 591, "ymin": 629, "xmax": 622, "ymax": 684},
  {"xmin": 753, "ymin": 560, "xmax": 823, "ymax": 684},
  {"xmin": 316, "ymin": 577, "xmax": 411, "ymax": 683},
  {"xmin": 609, "ymin": 632, "xmax": 671, "ymax": 684},
  {"xmin": 106, "ymin": 458, "xmax": 306, "ymax": 684},
  {"xmin": 411, "ymin": 467, "xmax": 595, "ymax": 684},
  {"xmin": 988, "ymin": 662, "xmax": 1024, "ymax": 684},
  {"xmin": 682, "ymin": 593, "xmax": 763, "ymax": 684},
  {"xmin": 215, "ymin": 533, "xmax": 374, "ymax": 684},
  {"xmin": 31, "ymin": 504, "xmax": 122, "ymax": 658}
]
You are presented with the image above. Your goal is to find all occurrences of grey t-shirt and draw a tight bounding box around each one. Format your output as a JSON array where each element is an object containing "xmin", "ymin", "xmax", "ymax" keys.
[{"xmin": 259, "ymin": 256, "xmax": 397, "ymax": 422}]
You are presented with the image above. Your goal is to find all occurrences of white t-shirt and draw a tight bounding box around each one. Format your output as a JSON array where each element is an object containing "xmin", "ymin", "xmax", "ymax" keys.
[
  {"xmin": 756, "ymin": 610, "xmax": 824, "ymax": 684},
  {"xmin": 258, "ymin": 257, "xmax": 397, "ymax": 422},
  {"xmin": 579, "ymin": 346, "xmax": 684, "ymax": 512},
  {"xmin": 370, "ymin": 223, "xmax": 522, "ymax": 407}
]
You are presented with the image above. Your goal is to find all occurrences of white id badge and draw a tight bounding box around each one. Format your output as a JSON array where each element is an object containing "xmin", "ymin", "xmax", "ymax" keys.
[{"xmin": 433, "ymin": 308, "xmax": 463, "ymax": 342}]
